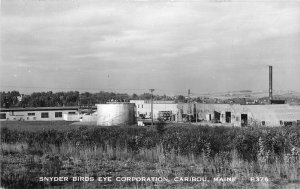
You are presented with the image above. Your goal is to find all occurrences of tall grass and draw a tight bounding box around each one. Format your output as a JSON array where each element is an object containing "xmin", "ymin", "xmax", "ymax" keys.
[
  {"xmin": 2, "ymin": 124, "xmax": 299, "ymax": 160},
  {"xmin": 2, "ymin": 141, "xmax": 299, "ymax": 188},
  {"xmin": 1, "ymin": 123, "xmax": 300, "ymax": 188}
]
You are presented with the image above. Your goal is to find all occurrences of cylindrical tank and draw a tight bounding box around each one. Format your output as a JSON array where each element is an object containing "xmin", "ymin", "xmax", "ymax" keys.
[{"xmin": 96, "ymin": 103, "xmax": 135, "ymax": 126}]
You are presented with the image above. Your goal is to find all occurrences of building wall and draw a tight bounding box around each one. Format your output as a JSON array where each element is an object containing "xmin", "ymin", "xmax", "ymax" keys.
[
  {"xmin": 63, "ymin": 113, "xmax": 80, "ymax": 121},
  {"xmin": 81, "ymin": 114, "xmax": 97, "ymax": 122},
  {"xmin": 179, "ymin": 103, "xmax": 300, "ymax": 127},
  {"xmin": 0, "ymin": 110, "xmax": 79, "ymax": 121},
  {"xmin": 130, "ymin": 100, "xmax": 178, "ymax": 120},
  {"xmin": 198, "ymin": 104, "xmax": 275, "ymax": 127},
  {"xmin": 96, "ymin": 103, "xmax": 135, "ymax": 126}
]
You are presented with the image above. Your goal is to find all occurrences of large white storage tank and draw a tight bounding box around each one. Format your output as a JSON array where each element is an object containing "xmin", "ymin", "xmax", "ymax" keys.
[{"xmin": 96, "ymin": 103, "xmax": 136, "ymax": 126}]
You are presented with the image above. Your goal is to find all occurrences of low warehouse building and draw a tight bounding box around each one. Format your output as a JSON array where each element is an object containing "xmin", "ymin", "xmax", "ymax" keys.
[
  {"xmin": 0, "ymin": 107, "xmax": 80, "ymax": 121},
  {"xmin": 178, "ymin": 104, "xmax": 300, "ymax": 127}
]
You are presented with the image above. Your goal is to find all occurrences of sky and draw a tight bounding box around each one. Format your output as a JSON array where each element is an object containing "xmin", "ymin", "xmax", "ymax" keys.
[{"xmin": 1, "ymin": 0, "xmax": 300, "ymax": 95}]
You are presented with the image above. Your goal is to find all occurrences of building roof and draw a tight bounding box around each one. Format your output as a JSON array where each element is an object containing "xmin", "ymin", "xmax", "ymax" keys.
[
  {"xmin": 130, "ymin": 100, "xmax": 176, "ymax": 104},
  {"xmin": 0, "ymin": 106, "xmax": 81, "ymax": 112}
]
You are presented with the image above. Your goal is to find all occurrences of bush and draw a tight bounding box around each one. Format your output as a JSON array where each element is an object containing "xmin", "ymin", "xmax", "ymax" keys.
[
  {"xmin": 156, "ymin": 118, "xmax": 166, "ymax": 135},
  {"xmin": 1, "ymin": 123, "xmax": 300, "ymax": 162}
]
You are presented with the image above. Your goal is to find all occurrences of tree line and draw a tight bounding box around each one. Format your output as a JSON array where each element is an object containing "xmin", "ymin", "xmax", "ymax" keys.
[{"xmin": 0, "ymin": 91, "xmax": 193, "ymax": 108}]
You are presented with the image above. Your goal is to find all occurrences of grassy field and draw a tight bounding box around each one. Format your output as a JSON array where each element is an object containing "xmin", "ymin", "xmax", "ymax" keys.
[
  {"xmin": 1, "ymin": 121, "xmax": 300, "ymax": 188},
  {"xmin": 0, "ymin": 121, "xmax": 86, "ymax": 131}
]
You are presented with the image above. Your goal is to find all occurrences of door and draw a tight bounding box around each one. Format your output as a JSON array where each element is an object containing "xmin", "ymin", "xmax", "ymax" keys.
[
  {"xmin": 225, "ymin": 112, "xmax": 231, "ymax": 123},
  {"xmin": 241, "ymin": 114, "xmax": 247, "ymax": 127},
  {"xmin": 214, "ymin": 111, "xmax": 221, "ymax": 123}
]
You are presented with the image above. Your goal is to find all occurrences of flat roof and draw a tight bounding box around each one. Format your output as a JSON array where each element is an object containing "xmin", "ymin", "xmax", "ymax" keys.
[
  {"xmin": 130, "ymin": 100, "xmax": 176, "ymax": 104},
  {"xmin": 105, "ymin": 102, "xmax": 133, "ymax": 104},
  {"xmin": 0, "ymin": 106, "xmax": 96, "ymax": 112}
]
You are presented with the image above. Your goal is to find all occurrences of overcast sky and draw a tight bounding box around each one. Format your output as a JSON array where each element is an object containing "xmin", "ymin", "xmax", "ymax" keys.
[{"xmin": 1, "ymin": 0, "xmax": 300, "ymax": 95}]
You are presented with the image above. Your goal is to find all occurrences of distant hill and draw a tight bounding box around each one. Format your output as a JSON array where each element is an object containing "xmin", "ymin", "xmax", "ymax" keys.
[
  {"xmin": 237, "ymin": 90, "xmax": 252, "ymax": 93},
  {"xmin": 206, "ymin": 90, "xmax": 300, "ymax": 100}
]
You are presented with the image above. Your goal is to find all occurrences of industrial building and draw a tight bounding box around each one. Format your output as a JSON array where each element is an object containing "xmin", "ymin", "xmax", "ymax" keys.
[
  {"xmin": 0, "ymin": 107, "xmax": 80, "ymax": 121},
  {"xmin": 130, "ymin": 100, "xmax": 179, "ymax": 121},
  {"xmin": 178, "ymin": 103, "xmax": 300, "ymax": 127},
  {"xmin": 1, "ymin": 100, "xmax": 299, "ymax": 127}
]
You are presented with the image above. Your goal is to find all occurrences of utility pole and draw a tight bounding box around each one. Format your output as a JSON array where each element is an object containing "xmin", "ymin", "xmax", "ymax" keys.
[
  {"xmin": 195, "ymin": 103, "xmax": 198, "ymax": 124},
  {"xmin": 269, "ymin": 65, "xmax": 273, "ymax": 104},
  {"xmin": 78, "ymin": 92, "xmax": 80, "ymax": 113},
  {"xmin": 150, "ymin": 89, "xmax": 155, "ymax": 126},
  {"xmin": 188, "ymin": 89, "xmax": 191, "ymax": 125}
]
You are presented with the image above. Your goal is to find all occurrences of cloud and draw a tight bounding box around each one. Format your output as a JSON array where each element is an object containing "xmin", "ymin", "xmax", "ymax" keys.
[{"xmin": 1, "ymin": 0, "xmax": 300, "ymax": 93}]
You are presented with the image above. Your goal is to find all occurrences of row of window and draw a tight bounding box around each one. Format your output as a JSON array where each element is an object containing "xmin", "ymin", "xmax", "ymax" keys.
[
  {"xmin": 39, "ymin": 112, "xmax": 63, "ymax": 118},
  {"xmin": 41, "ymin": 112, "xmax": 76, "ymax": 118},
  {"xmin": 0, "ymin": 112, "xmax": 76, "ymax": 119},
  {"xmin": 41, "ymin": 112, "xmax": 63, "ymax": 118}
]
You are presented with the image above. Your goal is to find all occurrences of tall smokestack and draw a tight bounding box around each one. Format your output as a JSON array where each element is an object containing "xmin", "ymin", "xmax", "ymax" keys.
[{"xmin": 269, "ymin": 66, "xmax": 273, "ymax": 104}]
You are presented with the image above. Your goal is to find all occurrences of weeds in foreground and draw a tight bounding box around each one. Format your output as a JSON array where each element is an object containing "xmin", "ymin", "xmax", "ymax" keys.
[
  {"xmin": 1, "ymin": 124, "xmax": 300, "ymax": 188},
  {"xmin": 1, "ymin": 140, "xmax": 300, "ymax": 188}
]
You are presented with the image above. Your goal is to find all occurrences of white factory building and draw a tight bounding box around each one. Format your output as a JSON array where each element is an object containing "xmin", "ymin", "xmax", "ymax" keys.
[
  {"xmin": 130, "ymin": 100, "xmax": 179, "ymax": 121},
  {"xmin": 1, "ymin": 101, "xmax": 299, "ymax": 127},
  {"xmin": 178, "ymin": 103, "xmax": 300, "ymax": 127},
  {"xmin": 0, "ymin": 107, "xmax": 80, "ymax": 121}
]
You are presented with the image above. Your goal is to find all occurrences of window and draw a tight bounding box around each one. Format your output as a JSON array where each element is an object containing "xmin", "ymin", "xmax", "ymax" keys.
[
  {"xmin": 41, "ymin": 112, "xmax": 49, "ymax": 118},
  {"xmin": 138, "ymin": 105, "xmax": 139, "ymax": 108},
  {"xmin": 236, "ymin": 117, "xmax": 239, "ymax": 121},
  {"xmin": 28, "ymin": 113, "xmax": 35, "ymax": 116},
  {"xmin": 55, "ymin": 112, "xmax": 62, "ymax": 118},
  {"xmin": 0, "ymin": 113, "xmax": 6, "ymax": 119},
  {"xmin": 68, "ymin": 112, "xmax": 76, "ymax": 115},
  {"xmin": 142, "ymin": 105, "xmax": 143, "ymax": 108},
  {"xmin": 262, "ymin": 121, "xmax": 265, "ymax": 126}
]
